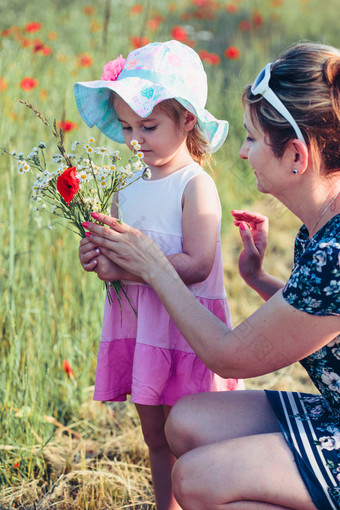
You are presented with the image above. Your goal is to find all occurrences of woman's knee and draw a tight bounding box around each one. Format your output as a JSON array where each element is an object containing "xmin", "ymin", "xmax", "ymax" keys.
[
  {"xmin": 171, "ymin": 453, "xmax": 208, "ymax": 510},
  {"xmin": 165, "ymin": 396, "xmax": 198, "ymax": 457}
]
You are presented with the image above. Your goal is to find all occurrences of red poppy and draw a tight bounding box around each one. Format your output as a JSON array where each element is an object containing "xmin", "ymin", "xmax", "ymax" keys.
[
  {"xmin": 226, "ymin": 3, "xmax": 238, "ymax": 12},
  {"xmin": 0, "ymin": 77, "xmax": 8, "ymax": 92},
  {"xmin": 2, "ymin": 28, "xmax": 11, "ymax": 37},
  {"xmin": 252, "ymin": 10, "xmax": 264, "ymax": 26},
  {"xmin": 130, "ymin": 4, "xmax": 143, "ymax": 14},
  {"xmin": 32, "ymin": 39, "xmax": 45, "ymax": 53},
  {"xmin": 193, "ymin": 9, "xmax": 216, "ymax": 19},
  {"xmin": 224, "ymin": 45, "xmax": 241, "ymax": 59},
  {"xmin": 199, "ymin": 50, "xmax": 220, "ymax": 66},
  {"xmin": 25, "ymin": 22, "xmax": 42, "ymax": 33},
  {"xmin": 42, "ymin": 45, "xmax": 52, "ymax": 56},
  {"xmin": 19, "ymin": 77, "xmax": 38, "ymax": 91},
  {"xmin": 239, "ymin": 19, "xmax": 252, "ymax": 31},
  {"xmin": 57, "ymin": 167, "xmax": 79, "ymax": 206},
  {"xmin": 83, "ymin": 6, "xmax": 96, "ymax": 15},
  {"xmin": 77, "ymin": 53, "xmax": 93, "ymax": 67},
  {"xmin": 171, "ymin": 25, "xmax": 188, "ymax": 42},
  {"xmin": 13, "ymin": 462, "xmax": 19, "ymax": 469},
  {"xmin": 148, "ymin": 15, "xmax": 164, "ymax": 30},
  {"xmin": 21, "ymin": 38, "xmax": 31, "ymax": 48},
  {"xmin": 62, "ymin": 360, "xmax": 75, "ymax": 379},
  {"xmin": 57, "ymin": 120, "xmax": 78, "ymax": 132},
  {"xmin": 130, "ymin": 36, "xmax": 151, "ymax": 49}
]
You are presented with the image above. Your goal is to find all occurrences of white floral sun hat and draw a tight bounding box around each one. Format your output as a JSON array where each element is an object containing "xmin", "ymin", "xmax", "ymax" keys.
[{"xmin": 74, "ymin": 40, "xmax": 228, "ymax": 153}]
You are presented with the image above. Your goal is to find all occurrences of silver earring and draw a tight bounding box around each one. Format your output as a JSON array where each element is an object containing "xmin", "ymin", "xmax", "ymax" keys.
[{"xmin": 292, "ymin": 168, "xmax": 298, "ymax": 174}]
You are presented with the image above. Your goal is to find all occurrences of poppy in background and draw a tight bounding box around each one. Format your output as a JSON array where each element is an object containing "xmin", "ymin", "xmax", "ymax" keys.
[
  {"xmin": 19, "ymin": 77, "xmax": 38, "ymax": 91},
  {"xmin": 57, "ymin": 120, "xmax": 78, "ymax": 132},
  {"xmin": 25, "ymin": 21, "xmax": 42, "ymax": 33},
  {"xmin": 62, "ymin": 360, "xmax": 75, "ymax": 379},
  {"xmin": 224, "ymin": 45, "xmax": 241, "ymax": 59},
  {"xmin": 171, "ymin": 25, "xmax": 188, "ymax": 42},
  {"xmin": 77, "ymin": 53, "xmax": 93, "ymax": 67}
]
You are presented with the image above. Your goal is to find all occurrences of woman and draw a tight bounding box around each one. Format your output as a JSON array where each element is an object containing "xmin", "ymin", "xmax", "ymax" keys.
[{"xmin": 80, "ymin": 42, "xmax": 340, "ymax": 509}]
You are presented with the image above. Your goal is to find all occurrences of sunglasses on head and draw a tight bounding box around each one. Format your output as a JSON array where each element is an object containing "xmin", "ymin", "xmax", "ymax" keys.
[{"xmin": 251, "ymin": 63, "xmax": 306, "ymax": 144}]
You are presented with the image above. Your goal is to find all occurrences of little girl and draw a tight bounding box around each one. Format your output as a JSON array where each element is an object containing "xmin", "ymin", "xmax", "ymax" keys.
[{"xmin": 75, "ymin": 40, "xmax": 243, "ymax": 509}]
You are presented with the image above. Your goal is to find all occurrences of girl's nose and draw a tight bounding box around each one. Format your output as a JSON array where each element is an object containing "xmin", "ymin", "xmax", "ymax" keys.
[
  {"xmin": 238, "ymin": 141, "xmax": 249, "ymax": 160},
  {"xmin": 134, "ymin": 131, "xmax": 145, "ymax": 145}
]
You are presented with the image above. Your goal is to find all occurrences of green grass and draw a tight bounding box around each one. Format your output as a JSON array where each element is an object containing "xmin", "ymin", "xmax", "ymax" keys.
[{"xmin": 0, "ymin": 0, "xmax": 338, "ymax": 507}]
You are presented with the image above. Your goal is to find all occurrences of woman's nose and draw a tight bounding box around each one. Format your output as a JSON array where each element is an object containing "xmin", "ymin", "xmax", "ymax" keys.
[{"xmin": 238, "ymin": 141, "xmax": 249, "ymax": 160}]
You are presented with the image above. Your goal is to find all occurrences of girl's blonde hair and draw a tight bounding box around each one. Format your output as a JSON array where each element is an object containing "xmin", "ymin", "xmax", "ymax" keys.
[
  {"xmin": 158, "ymin": 99, "xmax": 210, "ymax": 167},
  {"xmin": 243, "ymin": 42, "xmax": 340, "ymax": 175}
]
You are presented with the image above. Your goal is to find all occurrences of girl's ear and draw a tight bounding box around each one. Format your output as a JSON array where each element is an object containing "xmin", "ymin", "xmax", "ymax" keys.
[
  {"xmin": 183, "ymin": 111, "xmax": 197, "ymax": 132},
  {"xmin": 290, "ymin": 139, "xmax": 309, "ymax": 175}
]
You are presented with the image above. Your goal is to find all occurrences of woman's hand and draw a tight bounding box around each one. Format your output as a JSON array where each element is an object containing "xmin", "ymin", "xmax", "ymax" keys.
[
  {"xmin": 81, "ymin": 214, "xmax": 170, "ymax": 284},
  {"xmin": 231, "ymin": 210, "xmax": 284, "ymax": 300},
  {"xmin": 231, "ymin": 210, "xmax": 268, "ymax": 284}
]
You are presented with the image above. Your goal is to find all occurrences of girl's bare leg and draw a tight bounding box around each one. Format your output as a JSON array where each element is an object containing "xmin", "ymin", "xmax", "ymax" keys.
[{"xmin": 136, "ymin": 404, "xmax": 181, "ymax": 510}]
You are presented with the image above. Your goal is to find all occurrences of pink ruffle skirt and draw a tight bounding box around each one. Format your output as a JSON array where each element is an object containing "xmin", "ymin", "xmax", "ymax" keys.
[{"xmin": 94, "ymin": 284, "xmax": 244, "ymax": 405}]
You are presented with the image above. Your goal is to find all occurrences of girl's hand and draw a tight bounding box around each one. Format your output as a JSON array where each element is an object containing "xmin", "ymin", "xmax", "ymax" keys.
[
  {"xmin": 79, "ymin": 237, "xmax": 100, "ymax": 272},
  {"xmin": 230, "ymin": 210, "xmax": 268, "ymax": 285},
  {"xmin": 82, "ymin": 214, "xmax": 168, "ymax": 283},
  {"xmin": 79, "ymin": 234, "xmax": 131, "ymax": 281}
]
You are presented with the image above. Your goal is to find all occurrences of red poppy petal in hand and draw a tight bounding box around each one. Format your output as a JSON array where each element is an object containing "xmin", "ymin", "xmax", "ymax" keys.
[{"xmin": 56, "ymin": 167, "xmax": 79, "ymax": 206}]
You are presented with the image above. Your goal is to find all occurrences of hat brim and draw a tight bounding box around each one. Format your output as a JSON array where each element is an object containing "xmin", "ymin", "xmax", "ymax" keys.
[{"xmin": 74, "ymin": 78, "xmax": 228, "ymax": 153}]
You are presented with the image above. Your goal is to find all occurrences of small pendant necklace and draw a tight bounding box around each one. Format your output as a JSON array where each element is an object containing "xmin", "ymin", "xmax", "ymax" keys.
[{"xmin": 311, "ymin": 190, "xmax": 340, "ymax": 236}]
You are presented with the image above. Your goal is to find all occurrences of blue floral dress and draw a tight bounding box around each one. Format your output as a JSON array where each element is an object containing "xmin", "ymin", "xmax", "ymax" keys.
[{"xmin": 265, "ymin": 214, "xmax": 340, "ymax": 510}]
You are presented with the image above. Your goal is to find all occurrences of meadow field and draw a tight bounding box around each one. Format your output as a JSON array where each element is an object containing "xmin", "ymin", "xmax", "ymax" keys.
[{"xmin": 0, "ymin": 0, "xmax": 339, "ymax": 507}]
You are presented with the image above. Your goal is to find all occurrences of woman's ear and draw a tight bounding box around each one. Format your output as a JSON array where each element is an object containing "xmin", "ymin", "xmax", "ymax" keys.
[
  {"xmin": 183, "ymin": 111, "xmax": 197, "ymax": 131},
  {"xmin": 290, "ymin": 139, "xmax": 309, "ymax": 175}
]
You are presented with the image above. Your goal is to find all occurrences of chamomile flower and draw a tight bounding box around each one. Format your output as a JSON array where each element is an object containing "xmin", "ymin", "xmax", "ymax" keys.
[
  {"xmin": 97, "ymin": 172, "xmax": 107, "ymax": 183},
  {"xmin": 124, "ymin": 168, "xmax": 134, "ymax": 178},
  {"xmin": 133, "ymin": 160, "xmax": 144, "ymax": 171},
  {"xmin": 99, "ymin": 177, "xmax": 108, "ymax": 188},
  {"xmin": 94, "ymin": 146, "xmax": 108, "ymax": 155},
  {"xmin": 78, "ymin": 169, "xmax": 90, "ymax": 182},
  {"xmin": 17, "ymin": 163, "xmax": 26, "ymax": 175},
  {"xmin": 84, "ymin": 144, "xmax": 94, "ymax": 154},
  {"xmin": 131, "ymin": 139, "xmax": 139, "ymax": 148},
  {"xmin": 52, "ymin": 154, "xmax": 63, "ymax": 164},
  {"xmin": 71, "ymin": 141, "xmax": 79, "ymax": 152},
  {"xmin": 17, "ymin": 160, "xmax": 30, "ymax": 174},
  {"xmin": 88, "ymin": 137, "xmax": 95, "ymax": 143},
  {"xmin": 110, "ymin": 150, "xmax": 120, "ymax": 159},
  {"xmin": 136, "ymin": 150, "xmax": 144, "ymax": 159}
]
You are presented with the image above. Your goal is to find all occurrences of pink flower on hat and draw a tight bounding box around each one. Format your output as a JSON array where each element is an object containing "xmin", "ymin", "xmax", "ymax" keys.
[{"xmin": 101, "ymin": 55, "xmax": 126, "ymax": 81}]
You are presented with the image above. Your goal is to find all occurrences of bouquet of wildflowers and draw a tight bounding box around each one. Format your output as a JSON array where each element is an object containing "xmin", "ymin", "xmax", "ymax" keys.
[{"xmin": 1, "ymin": 101, "xmax": 151, "ymax": 313}]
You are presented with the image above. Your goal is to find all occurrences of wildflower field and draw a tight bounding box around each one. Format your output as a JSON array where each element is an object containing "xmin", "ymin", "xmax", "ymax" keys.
[{"xmin": 0, "ymin": 0, "xmax": 339, "ymax": 508}]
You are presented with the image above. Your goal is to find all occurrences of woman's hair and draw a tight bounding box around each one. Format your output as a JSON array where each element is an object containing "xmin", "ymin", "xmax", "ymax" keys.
[
  {"xmin": 243, "ymin": 42, "xmax": 340, "ymax": 175},
  {"xmin": 158, "ymin": 99, "xmax": 210, "ymax": 167}
]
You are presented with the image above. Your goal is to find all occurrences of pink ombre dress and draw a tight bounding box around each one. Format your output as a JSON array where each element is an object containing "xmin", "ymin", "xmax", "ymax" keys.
[{"xmin": 93, "ymin": 162, "xmax": 244, "ymax": 405}]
